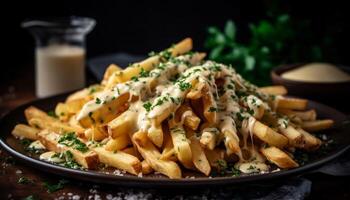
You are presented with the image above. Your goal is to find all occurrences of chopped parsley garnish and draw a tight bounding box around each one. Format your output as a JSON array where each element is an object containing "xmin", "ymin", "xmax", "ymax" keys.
[
  {"xmin": 52, "ymin": 151, "xmax": 82, "ymax": 169},
  {"xmin": 178, "ymin": 82, "xmax": 192, "ymax": 91},
  {"xmin": 139, "ymin": 68, "xmax": 149, "ymax": 77},
  {"xmin": 247, "ymin": 165, "xmax": 256, "ymax": 170},
  {"xmin": 227, "ymin": 84, "xmax": 234, "ymax": 90},
  {"xmin": 95, "ymin": 98, "xmax": 102, "ymax": 104},
  {"xmin": 143, "ymin": 102, "xmax": 152, "ymax": 112},
  {"xmin": 43, "ymin": 179, "xmax": 69, "ymax": 193},
  {"xmin": 131, "ymin": 76, "xmax": 139, "ymax": 81},
  {"xmin": 159, "ymin": 49, "xmax": 172, "ymax": 60},
  {"xmin": 170, "ymin": 96, "xmax": 181, "ymax": 104},
  {"xmin": 216, "ymin": 159, "xmax": 228, "ymax": 171},
  {"xmin": 157, "ymin": 63, "xmax": 166, "ymax": 70},
  {"xmin": 236, "ymin": 90, "xmax": 247, "ymax": 98},
  {"xmin": 210, "ymin": 64, "xmax": 221, "ymax": 72},
  {"xmin": 236, "ymin": 112, "xmax": 246, "ymax": 121},
  {"xmin": 154, "ymin": 98, "xmax": 164, "ymax": 107},
  {"xmin": 47, "ymin": 111, "xmax": 58, "ymax": 118},
  {"xmin": 231, "ymin": 167, "xmax": 241, "ymax": 177},
  {"xmin": 208, "ymin": 107, "xmax": 218, "ymax": 112},
  {"xmin": 89, "ymin": 86, "xmax": 97, "ymax": 94},
  {"xmin": 88, "ymin": 112, "xmax": 95, "ymax": 123},
  {"xmin": 247, "ymin": 109, "xmax": 255, "ymax": 115},
  {"xmin": 58, "ymin": 132, "xmax": 89, "ymax": 153},
  {"xmin": 20, "ymin": 138, "xmax": 32, "ymax": 148}
]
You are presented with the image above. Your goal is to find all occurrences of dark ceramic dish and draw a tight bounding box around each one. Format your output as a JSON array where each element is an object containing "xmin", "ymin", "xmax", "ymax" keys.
[
  {"xmin": 0, "ymin": 93, "xmax": 349, "ymax": 188},
  {"xmin": 271, "ymin": 64, "xmax": 350, "ymax": 105}
]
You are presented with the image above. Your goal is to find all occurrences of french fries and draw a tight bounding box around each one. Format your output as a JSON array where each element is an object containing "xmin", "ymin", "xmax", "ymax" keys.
[
  {"xmin": 275, "ymin": 97, "xmax": 308, "ymax": 110},
  {"xmin": 277, "ymin": 109, "xmax": 317, "ymax": 121},
  {"xmin": 301, "ymin": 119, "xmax": 334, "ymax": 132},
  {"xmin": 11, "ymin": 38, "xmax": 334, "ymax": 179},
  {"xmin": 38, "ymin": 130, "xmax": 99, "ymax": 169},
  {"xmin": 296, "ymin": 128, "xmax": 322, "ymax": 151},
  {"xmin": 261, "ymin": 147, "xmax": 299, "ymax": 169},
  {"xmin": 93, "ymin": 147, "xmax": 141, "ymax": 175},
  {"xmin": 258, "ymin": 85, "xmax": 287, "ymax": 95},
  {"xmin": 252, "ymin": 121, "xmax": 288, "ymax": 148},
  {"xmin": 112, "ymin": 38, "xmax": 192, "ymax": 84},
  {"xmin": 12, "ymin": 124, "xmax": 39, "ymax": 140},
  {"xmin": 132, "ymin": 130, "xmax": 181, "ymax": 179},
  {"xmin": 168, "ymin": 124, "xmax": 193, "ymax": 169},
  {"xmin": 187, "ymin": 130, "xmax": 211, "ymax": 175}
]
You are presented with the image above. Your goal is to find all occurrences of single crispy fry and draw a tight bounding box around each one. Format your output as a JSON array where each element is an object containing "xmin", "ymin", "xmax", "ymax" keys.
[
  {"xmin": 279, "ymin": 125, "xmax": 303, "ymax": 146},
  {"xmin": 258, "ymin": 85, "xmax": 287, "ymax": 95},
  {"xmin": 202, "ymin": 85, "xmax": 217, "ymax": 124},
  {"xmin": 141, "ymin": 160, "xmax": 154, "ymax": 175},
  {"xmin": 113, "ymin": 38, "xmax": 193, "ymax": 83},
  {"xmin": 160, "ymin": 126, "xmax": 177, "ymax": 161},
  {"xmin": 175, "ymin": 104, "xmax": 201, "ymax": 130},
  {"xmin": 261, "ymin": 146, "xmax": 299, "ymax": 169},
  {"xmin": 12, "ymin": 124, "xmax": 40, "ymax": 140},
  {"xmin": 147, "ymin": 123, "xmax": 164, "ymax": 148},
  {"xmin": 55, "ymin": 99, "xmax": 87, "ymax": 121},
  {"xmin": 93, "ymin": 147, "xmax": 141, "ymax": 175},
  {"xmin": 301, "ymin": 119, "xmax": 334, "ymax": 132},
  {"xmin": 252, "ymin": 120, "xmax": 288, "ymax": 148},
  {"xmin": 38, "ymin": 130, "xmax": 99, "ymax": 169},
  {"xmin": 104, "ymin": 134, "xmax": 131, "ymax": 151},
  {"xmin": 25, "ymin": 106, "xmax": 54, "ymax": 122},
  {"xmin": 29, "ymin": 117, "xmax": 84, "ymax": 135},
  {"xmin": 278, "ymin": 108, "xmax": 317, "ymax": 122},
  {"xmin": 66, "ymin": 84, "xmax": 101, "ymax": 102},
  {"xmin": 102, "ymin": 64, "xmax": 124, "ymax": 86},
  {"xmin": 78, "ymin": 93, "xmax": 130, "ymax": 128},
  {"xmin": 296, "ymin": 128, "xmax": 322, "ymax": 151},
  {"xmin": 168, "ymin": 123, "xmax": 193, "ymax": 169},
  {"xmin": 200, "ymin": 128, "xmax": 219, "ymax": 150},
  {"xmin": 186, "ymin": 82, "xmax": 205, "ymax": 99},
  {"xmin": 107, "ymin": 110, "xmax": 137, "ymax": 139},
  {"xmin": 187, "ymin": 131, "xmax": 211, "ymax": 175},
  {"xmin": 276, "ymin": 97, "xmax": 308, "ymax": 110}
]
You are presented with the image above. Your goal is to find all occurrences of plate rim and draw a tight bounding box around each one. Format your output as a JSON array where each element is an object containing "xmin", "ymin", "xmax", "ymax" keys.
[{"xmin": 1, "ymin": 93, "xmax": 349, "ymax": 187}]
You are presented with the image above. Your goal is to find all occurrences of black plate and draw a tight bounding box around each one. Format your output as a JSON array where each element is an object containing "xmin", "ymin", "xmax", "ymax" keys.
[{"xmin": 1, "ymin": 93, "xmax": 349, "ymax": 188}]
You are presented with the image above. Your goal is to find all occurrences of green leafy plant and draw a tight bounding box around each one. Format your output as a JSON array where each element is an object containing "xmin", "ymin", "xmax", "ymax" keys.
[{"xmin": 205, "ymin": 15, "xmax": 330, "ymax": 86}]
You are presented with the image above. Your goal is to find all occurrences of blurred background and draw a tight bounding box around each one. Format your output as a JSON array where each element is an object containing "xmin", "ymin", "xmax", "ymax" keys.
[{"xmin": 1, "ymin": 0, "xmax": 349, "ymax": 88}]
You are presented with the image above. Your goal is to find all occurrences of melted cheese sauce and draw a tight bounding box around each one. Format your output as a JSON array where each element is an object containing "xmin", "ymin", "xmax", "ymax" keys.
[
  {"xmin": 28, "ymin": 140, "xmax": 46, "ymax": 150},
  {"xmin": 76, "ymin": 53, "xmax": 291, "ymax": 174},
  {"xmin": 39, "ymin": 151, "xmax": 64, "ymax": 163}
]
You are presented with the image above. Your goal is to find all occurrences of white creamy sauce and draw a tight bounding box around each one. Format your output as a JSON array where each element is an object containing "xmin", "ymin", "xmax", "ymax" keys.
[
  {"xmin": 236, "ymin": 161, "xmax": 269, "ymax": 174},
  {"xmin": 39, "ymin": 151, "xmax": 63, "ymax": 163},
  {"xmin": 77, "ymin": 55, "xmax": 198, "ymax": 121},
  {"xmin": 76, "ymin": 52, "xmax": 288, "ymax": 174},
  {"xmin": 28, "ymin": 140, "xmax": 46, "ymax": 150},
  {"xmin": 35, "ymin": 44, "xmax": 85, "ymax": 98}
]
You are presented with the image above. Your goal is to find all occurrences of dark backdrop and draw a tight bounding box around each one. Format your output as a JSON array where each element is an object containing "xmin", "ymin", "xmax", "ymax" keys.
[{"xmin": 1, "ymin": 0, "xmax": 349, "ymax": 85}]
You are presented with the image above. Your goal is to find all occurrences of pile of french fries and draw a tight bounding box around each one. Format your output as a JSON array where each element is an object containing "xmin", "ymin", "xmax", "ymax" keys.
[{"xmin": 11, "ymin": 38, "xmax": 334, "ymax": 179}]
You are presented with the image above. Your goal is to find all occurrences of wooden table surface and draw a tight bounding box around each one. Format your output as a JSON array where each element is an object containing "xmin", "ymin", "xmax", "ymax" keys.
[{"xmin": 1, "ymin": 69, "xmax": 349, "ymax": 200}]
